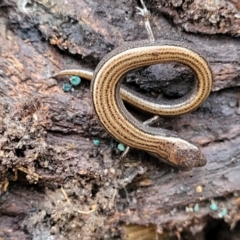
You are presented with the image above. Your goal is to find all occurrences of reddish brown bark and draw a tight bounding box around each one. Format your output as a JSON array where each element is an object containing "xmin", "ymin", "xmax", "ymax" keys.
[{"xmin": 0, "ymin": 0, "xmax": 240, "ymax": 239}]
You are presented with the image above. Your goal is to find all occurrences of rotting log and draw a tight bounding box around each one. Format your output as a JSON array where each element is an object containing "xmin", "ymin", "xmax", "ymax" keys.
[{"xmin": 0, "ymin": 0, "xmax": 240, "ymax": 239}]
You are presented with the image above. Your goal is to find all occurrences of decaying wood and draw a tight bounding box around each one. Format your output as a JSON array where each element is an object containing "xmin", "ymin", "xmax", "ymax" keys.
[{"xmin": 0, "ymin": 0, "xmax": 240, "ymax": 239}]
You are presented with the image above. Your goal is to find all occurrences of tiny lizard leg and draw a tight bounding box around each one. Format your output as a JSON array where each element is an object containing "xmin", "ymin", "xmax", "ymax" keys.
[
  {"xmin": 120, "ymin": 146, "xmax": 130, "ymax": 160},
  {"xmin": 142, "ymin": 115, "xmax": 160, "ymax": 126},
  {"xmin": 136, "ymin": 0, "xmax": 155, "ymax": 42}
]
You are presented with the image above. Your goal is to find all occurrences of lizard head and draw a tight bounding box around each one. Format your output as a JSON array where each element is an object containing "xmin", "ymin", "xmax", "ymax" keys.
[{"xmin": 154, "ymin": 138, "xmax": 207, "ymax": 168}]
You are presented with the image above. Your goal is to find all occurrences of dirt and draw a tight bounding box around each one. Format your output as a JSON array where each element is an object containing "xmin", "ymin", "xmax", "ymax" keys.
[{"xmin": 0, "ymin": 0, "xmax": 240, "ymax": 239}]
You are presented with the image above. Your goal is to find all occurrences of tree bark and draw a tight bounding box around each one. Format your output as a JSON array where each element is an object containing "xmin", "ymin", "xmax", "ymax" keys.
[{"xmin": 0, "ymin": 0, "xmax": 240, "ymax": 239}]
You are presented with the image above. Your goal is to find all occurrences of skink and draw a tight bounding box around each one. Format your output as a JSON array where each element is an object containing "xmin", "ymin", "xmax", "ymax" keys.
[
  {"xmin": 91, "ymin": 40, "xmax": 212, "ymax": 167},
  {"xmin": 53, "ymin": 3, "xmax": 213, "ymax": 168}
]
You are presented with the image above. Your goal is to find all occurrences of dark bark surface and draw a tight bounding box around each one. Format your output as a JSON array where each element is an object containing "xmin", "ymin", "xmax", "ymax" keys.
[{"xmin": 0, "ymin": 0, "xmax": 240, "ymax": 239}]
